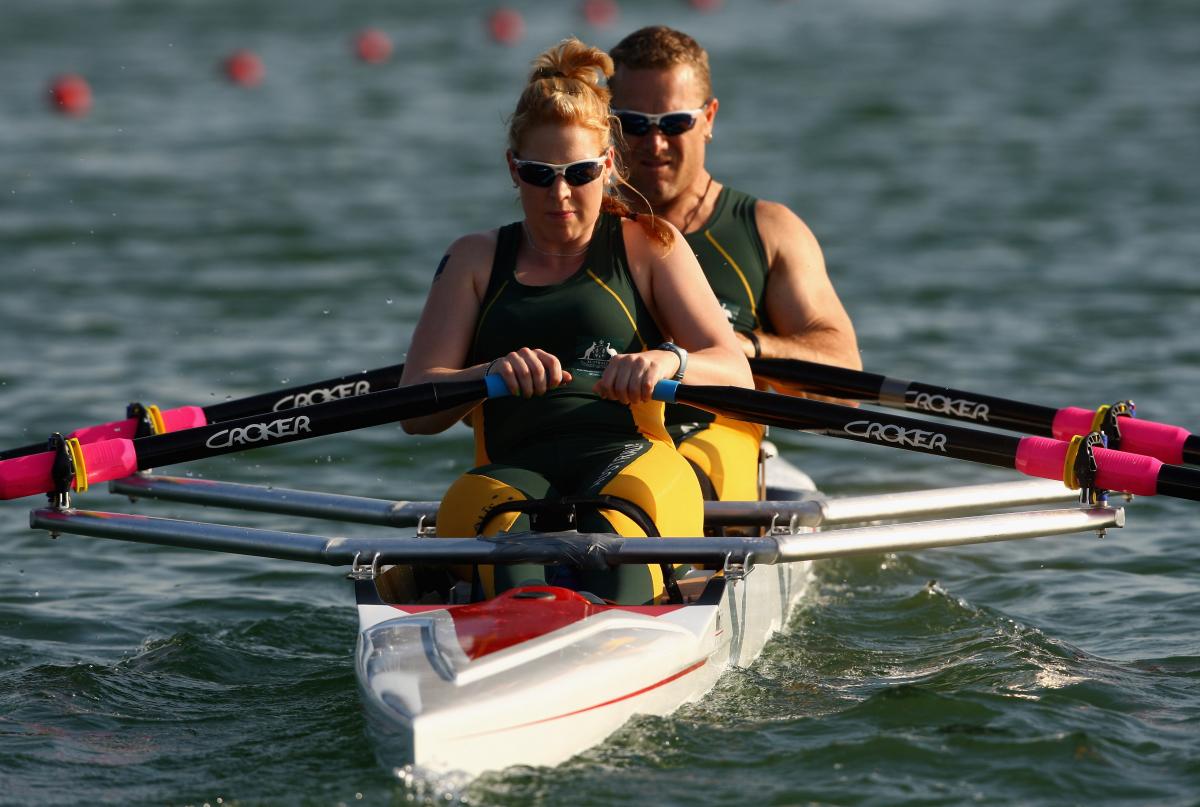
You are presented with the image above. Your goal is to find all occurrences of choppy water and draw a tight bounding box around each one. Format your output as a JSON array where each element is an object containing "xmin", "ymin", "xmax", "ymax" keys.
[{"xmin": 2, "ymin": 0, "xmax": 1199, "ymax": 804}]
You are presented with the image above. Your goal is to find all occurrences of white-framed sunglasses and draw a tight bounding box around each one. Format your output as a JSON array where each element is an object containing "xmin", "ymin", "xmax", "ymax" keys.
[
  {"xmin": 512, "ymin": 154, "xmax": 608, "ymax": 187},
  {"xmin": 612, "ymin": 105, "xmax": 708, "ymax": 137}
]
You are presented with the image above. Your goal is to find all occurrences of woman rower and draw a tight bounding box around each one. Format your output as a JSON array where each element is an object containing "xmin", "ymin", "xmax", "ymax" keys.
[{"xmin": 400, "ymin": 38, "xmax": 752, "ymax": 605}]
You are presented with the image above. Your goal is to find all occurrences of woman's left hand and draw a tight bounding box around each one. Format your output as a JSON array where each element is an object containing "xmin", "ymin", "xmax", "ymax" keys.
[{"xmin": 593, "ymin": 349, "xmax": 680, "ymax": 405}]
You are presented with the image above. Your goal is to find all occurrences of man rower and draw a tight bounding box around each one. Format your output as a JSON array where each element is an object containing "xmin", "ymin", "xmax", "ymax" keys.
[{"xmin": 608, "ymin": 26, "xmax": 861, "ymax": 502}]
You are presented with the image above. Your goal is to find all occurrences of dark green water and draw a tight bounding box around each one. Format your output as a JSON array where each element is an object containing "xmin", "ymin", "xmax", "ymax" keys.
[{"xmin": 2, "ymin": 0, "xmax": 1198, "ymax": 804}]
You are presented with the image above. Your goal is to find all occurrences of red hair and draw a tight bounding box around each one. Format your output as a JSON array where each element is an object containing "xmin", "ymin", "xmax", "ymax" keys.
[{"xmin": 509, "ymin": 38, "xmax": 673, "ymax": 251}]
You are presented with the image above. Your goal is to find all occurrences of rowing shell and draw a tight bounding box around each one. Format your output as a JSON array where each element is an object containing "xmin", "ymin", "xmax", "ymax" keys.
[
  {"xmin": 353, "ymin": 454, "xmax": 816, "ymax": 777},
  {"xmin": 26, "ymin": 454, "xmax": 1117, "ymax": 778}
]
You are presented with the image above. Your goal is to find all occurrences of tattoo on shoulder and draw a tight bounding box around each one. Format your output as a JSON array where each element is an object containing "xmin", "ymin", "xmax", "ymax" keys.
[{"xmin": 432, "ymin": 254, "xmax": 449, "ymax": 282}]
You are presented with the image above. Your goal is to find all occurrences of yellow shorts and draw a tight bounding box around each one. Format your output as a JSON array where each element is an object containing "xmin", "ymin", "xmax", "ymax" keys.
[
  {"xmin": 676, "ymin": 415, "xmax": 765, "ymax": 502},
  {"xmin": 436, "ymin": 435, "xmax": 702, "ymax": 604}
]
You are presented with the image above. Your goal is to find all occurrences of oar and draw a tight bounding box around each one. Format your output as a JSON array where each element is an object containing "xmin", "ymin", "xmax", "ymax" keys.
[
  {"xmin": 0, "ymin": 363, "xmax": 408, "ymax": 461},
  {"xmin": 654, "ymin": 381, "xmax": 1200, "ymax": 502},
  {"xmin": 0, "ymin": 376, "xmax": 504, "ymax": 501},
  {"xmin": 17, "ymin": 352, "xmax": 1192, "ymax": 470},
  {"xmin": 750, "ymin": 357, "xmax": 1200, "ymax": 466}
]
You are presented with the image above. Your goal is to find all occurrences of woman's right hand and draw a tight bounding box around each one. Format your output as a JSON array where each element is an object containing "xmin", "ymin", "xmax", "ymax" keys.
[{"xmin": 487, "ymin": 348, "xmax": 573, "ymax": 397}]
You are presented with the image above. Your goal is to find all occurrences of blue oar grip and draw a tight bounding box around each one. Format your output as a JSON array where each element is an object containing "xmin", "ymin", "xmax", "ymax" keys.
[
  {"xmin": 484, "ymin": 373, "xmax": 511, "ymax": 399},
  {"xmin": 652, "ymin": 379, "xmax": 680, "ymax": 403}
]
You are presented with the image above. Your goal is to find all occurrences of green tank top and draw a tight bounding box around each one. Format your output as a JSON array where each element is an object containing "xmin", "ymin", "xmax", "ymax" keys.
[
  {"xmin": 668, "ymin": 186, "xmax": 772, "ymax": 433},
  {"xmin": 682, "ymin": 186, "xmax": 772, "ymax": 335},
  {"xmin": 469, "ymin": 213, "xmax": 666, "ymax": 462}
]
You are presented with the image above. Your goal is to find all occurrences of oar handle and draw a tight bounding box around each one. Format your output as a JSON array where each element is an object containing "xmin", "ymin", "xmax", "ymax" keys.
[
  {"xmin": 483, "ymin": 373, "xmax": 509, "ymax": 398},
  {"xmin": 654, "ymin": 379, "xmax": 682, "ymax": 402}
]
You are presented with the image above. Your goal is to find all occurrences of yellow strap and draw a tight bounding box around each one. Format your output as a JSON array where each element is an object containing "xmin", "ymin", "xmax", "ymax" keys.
[
  {"xmin": 703, "ymin": 230, "xmax": 760, "ymax": 328},
  {"xmin": 66, "ymin": 437, "xmax": 88, "ymax": 493},
  {"xmin": 586, "ymin": 270, "xmax": 648, "ymax": 350},
  {"xmin": 145, "ymin": 404, "xmax": 167, "ymax": 435},
  {"xmin": 1062, "ymin": 434, "xmax": 1084, "ymax": 489},
  {"xmin": 1089, "ymin": 404, "xmax": 1111, "ymax": 435},
  {"xmin": 472, "ymin": 279, "xmax": 510, "ymax": 352}
]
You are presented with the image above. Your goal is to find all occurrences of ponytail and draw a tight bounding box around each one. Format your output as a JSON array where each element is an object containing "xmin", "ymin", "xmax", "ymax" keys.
[{"xmin": 601, "ymin": 191, "xmax": 673, "ymax": 251}]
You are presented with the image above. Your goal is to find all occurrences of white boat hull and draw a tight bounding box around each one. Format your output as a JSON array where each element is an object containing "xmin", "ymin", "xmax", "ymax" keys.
[
  {"xmin": 356, "ymin": 563, "xmax": 809, "ymax": 776},
  {"xmin": 354, "ymin": 454, "xmax": 815, "ymax": 777}
]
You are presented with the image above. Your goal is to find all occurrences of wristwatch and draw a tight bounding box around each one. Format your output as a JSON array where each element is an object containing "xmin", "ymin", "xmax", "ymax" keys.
[{"xmin": 656, "ymin": 342, "xmax": 688, "ymax": 381}]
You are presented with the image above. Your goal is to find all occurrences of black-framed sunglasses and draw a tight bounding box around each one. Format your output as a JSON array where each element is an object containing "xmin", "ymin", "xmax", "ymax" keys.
[
  {"xmin": 512, "ymin": 154, "xmax": 608, "ymax": 188},
  {"xmin": 612, "ymin": 105, "xmax": 708, "ymax": 137}
]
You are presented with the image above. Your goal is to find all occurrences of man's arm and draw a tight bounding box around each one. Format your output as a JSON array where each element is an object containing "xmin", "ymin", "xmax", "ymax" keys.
[
  {"xmin": 744, "ymin": 200, "xmax": 861, "ymax": 397},
  {"xmin": 750, "ymin": 200, "xmax": 860, "ymax": 362}
]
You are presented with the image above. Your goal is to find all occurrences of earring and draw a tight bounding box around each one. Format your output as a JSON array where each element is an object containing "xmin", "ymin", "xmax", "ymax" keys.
[
  {"xmin": 704, "ymin": 132, "xmax": 713, "ymax": 144},
  {"xmin": 512, "ymin": 181, "xmax": 518, "ymax": 188}
]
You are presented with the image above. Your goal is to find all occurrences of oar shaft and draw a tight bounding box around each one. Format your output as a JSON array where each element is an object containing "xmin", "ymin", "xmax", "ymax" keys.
[
  {"xmin": 673, "ymin": 382, "xmax": 1025, "ymax": 469},
  {"xmin": 137, "ymin": 377, "xmax": 491, "ymax": 469},
  {"xmin": 750, "ymin": 358, "xmax": 1057, "ymax": 433},
  {"xmin": 201, "ymin": 363, "xmax": 406, "ymax": 422},
  {"xmin": 0, "ymin": 363, "xmax": 408, "ymax": 462},
  {"xmin": 656, "ymin": 382, "xmax": 1200, "ymax": 502},
  {"xmin": 0, "ymin": 377, "xmax": 495, "ymax": 500},
  {"xmin": 750, "ymin": 358, "xmax": 1198, "ymax": 466}
]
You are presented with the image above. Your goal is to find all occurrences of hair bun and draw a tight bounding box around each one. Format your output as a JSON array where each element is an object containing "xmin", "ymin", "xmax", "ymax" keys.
[{"xmin": 528, "ymin": 38, "xmax": 613, "ymax": 89}]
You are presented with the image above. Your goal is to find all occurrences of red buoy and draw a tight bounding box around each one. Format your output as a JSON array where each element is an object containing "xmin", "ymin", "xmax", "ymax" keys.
[
  {"xmin": 48, "ymin": 74, "xmax": 92, "ymax": 117},
  {"xmin": 354, "ymin": 28, "xmax": 393, "ymax": 64},
  {"xmin": 487, "ymin": 8, "xmax": 525, "ymax": 45},
  {"xmin": 581, "ymin": 0, "xmax": 619, "ymax": 27},
  {"xmin": 687, "ymin": 0, "xmax": 723, "ymax": 10},
  {"xmin": 223, "ymin": 50, "xmax": 265, "ymax": 87}
]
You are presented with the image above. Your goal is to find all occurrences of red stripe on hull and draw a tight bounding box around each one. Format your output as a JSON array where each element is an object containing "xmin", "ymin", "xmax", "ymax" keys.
[{"xmin": 459, "ymin": 657, "xmax": 709, "ymax": 739}]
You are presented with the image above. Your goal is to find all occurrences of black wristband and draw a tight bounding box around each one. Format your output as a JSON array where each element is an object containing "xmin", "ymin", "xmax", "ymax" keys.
[
  {"xmin": 744, "ymin": 330, "xmax": 762, "ymax": 359},
  {"xmin": 655, "ymin": 342, "xmax": 688, "ymax": 381}
]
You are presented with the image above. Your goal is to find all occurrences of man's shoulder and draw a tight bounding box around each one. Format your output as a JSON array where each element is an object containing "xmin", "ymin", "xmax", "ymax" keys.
[
  {"xmin": 751, "ymin": 198, "xmax": 813, "ymax": 242},
  {"xmin": 714, "ymin": 184, "xmax": 803, "ymax": 228}
]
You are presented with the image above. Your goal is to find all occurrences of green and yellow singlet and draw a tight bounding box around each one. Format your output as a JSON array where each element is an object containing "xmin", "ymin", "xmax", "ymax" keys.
[
  {"xmin": 683, "ymin": 186, "xmax": 773, "ymax": 336},
  {"xmin": 436, "ymin": 212, "xmax": 703, "ymax": 604},
  {"xmin": 669, "ymin": 186, "xmax": 770, "ymax": 502},
  {"xmin": 466, "ymin": 212, "xmax": 671, "ymax": 465}
]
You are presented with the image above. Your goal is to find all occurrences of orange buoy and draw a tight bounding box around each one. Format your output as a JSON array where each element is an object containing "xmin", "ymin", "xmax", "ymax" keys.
[
  {"xmin": 354, "ymin": 28, "xmax": 393, "ymax": 64},
  {"xmin": 487, "ymin": 8, "xmax": 525, "ymax": 45},
  {"xmin": 223, "ymin": 50, "xmax": 265, "ymax": 87},
  {"xmin": 581, "ymin": 0, "xmax": 618, "ymax": 27},
  {"xmin": 48, "ymin": 74, "xmax": 92, "ymax": 117}
]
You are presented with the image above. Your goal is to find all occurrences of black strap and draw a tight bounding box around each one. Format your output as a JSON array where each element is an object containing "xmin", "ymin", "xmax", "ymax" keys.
[
  {"xmin": 481, "ymin": 495, "xmax": 684, "ymax": 604},
  {"xmin": 684, "ymin": 457, "xmax": 719, "ymax": 502}
]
